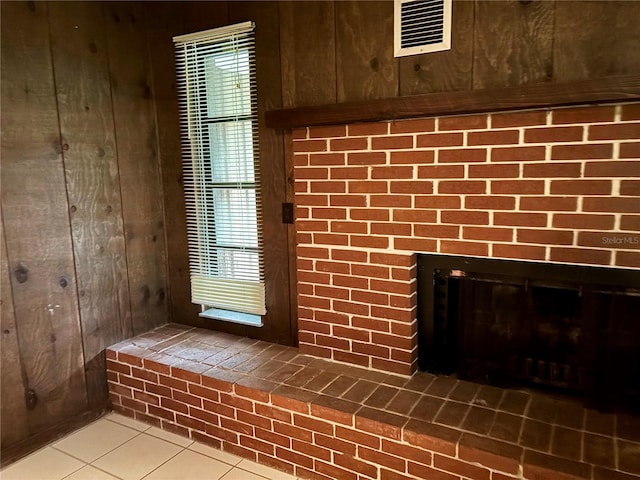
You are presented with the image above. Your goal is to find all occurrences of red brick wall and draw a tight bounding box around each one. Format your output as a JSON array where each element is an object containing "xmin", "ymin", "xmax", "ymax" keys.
[
  {"xmin": 107, "ymin": 350, "xmax": 534, "ymax": 480},
  {"xmin": 293, "ymin": 103, "xmax": 640, "ymax": 375}
]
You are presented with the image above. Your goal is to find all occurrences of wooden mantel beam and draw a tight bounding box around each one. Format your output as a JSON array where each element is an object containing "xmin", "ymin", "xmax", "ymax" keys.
[{"xmin": 265, "ymin": 74, "xmax": 640, "ymax": 129}]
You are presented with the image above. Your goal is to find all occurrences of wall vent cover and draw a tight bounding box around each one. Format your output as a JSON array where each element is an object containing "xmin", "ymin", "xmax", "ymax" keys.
[{"xmin": 394, "ymin": 0, "xmax": 452, "ymax": 57}]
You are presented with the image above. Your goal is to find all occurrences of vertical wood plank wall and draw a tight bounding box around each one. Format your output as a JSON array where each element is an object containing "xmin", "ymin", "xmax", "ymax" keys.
[
  {"xmin": 2, "ymin": 0, "xmax": 639, "ymax": 460},
  {"xmin": 0, "ymin": 216, "xmax": 29, "ymax": 446},
  {"xmin": 0, "ymin": 0, "xmax": 169, "ymax": 455},
  {"xmin": 1, "ymin": 0, "xmax": 89, "ymax": 447},
  {"xmin": 104, "ymin": 2, "xmax": 169, "ymax": 339},
  {"xmin": 336, "ymin": 1, "xmax": 398, "ymax": 102},
  {"xmin": 399, "ymin": 0, "xmax": 475, "ymax": 95},
  {"xmin": 278, "ymin": 0, "xmax": 640, "ymax": 106},
  {"xmin": 145, "ymin": 1, "xmax": 195, "ymax": 327},
  {"xmin": 48, "ymin": 1, "xmax": 133, "ymax": 410}
]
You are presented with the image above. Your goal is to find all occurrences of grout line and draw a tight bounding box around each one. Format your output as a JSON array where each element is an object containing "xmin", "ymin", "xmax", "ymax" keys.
[
  {"xmin": 48, "ymin": 412, "xmax": 299, "ymax": 480},
  {"xmin": 79, "ymin": 463, "xmax": 127, "ymax": 480}
]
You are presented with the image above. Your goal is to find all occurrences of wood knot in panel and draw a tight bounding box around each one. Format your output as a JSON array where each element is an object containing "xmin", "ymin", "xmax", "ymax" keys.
[
  {"xmin": 25, "ymin": 389, "xmax": 38, "ymax": 410},
  {"xmin": 14, "ymin": 264, "xmax": 28, "ymax": 284}
]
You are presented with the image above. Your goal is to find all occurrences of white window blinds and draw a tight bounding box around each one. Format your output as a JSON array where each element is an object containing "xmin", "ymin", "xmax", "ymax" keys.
[{"xmin": 174, "ymin": 22, "xmax": 266, "ymax": 319}]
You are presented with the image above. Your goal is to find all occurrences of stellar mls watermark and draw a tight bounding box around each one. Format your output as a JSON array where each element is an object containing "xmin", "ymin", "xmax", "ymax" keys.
[{"xmin": 601, "ymin": 235, "xmax": 640, "ymax": 246}]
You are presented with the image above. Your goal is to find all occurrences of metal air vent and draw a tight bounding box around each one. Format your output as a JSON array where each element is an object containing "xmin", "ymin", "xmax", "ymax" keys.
[{"xmin": 394, "ymin": 0, "xmax": 452, "ymax": 57}]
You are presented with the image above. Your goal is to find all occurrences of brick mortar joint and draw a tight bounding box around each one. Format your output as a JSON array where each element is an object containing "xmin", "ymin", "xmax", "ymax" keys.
[
  {"xmin": 108, "ymin": 348, "xmax": 531, "ymax": 469},
  {"xmin": 112, "ymin": 391, "xmax": 530, "ymax": 480},
  {"xmin": 111, "ymin": 365, "xmax": 635, "ymax": 479},
  {"xmin": 297, "ymin": 125, "xmax": 639, "ymax": 145}
]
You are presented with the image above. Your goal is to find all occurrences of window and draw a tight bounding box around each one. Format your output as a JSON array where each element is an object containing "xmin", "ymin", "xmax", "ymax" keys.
[{"xmin": 174, "ymin": 22, "xmax": 265, "ymax": 326}]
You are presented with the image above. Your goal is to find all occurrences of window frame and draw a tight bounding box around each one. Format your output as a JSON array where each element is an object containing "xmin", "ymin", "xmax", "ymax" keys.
[{"xmin": 174, "ymin": 22, "xmax": 266, "ymax": 325}]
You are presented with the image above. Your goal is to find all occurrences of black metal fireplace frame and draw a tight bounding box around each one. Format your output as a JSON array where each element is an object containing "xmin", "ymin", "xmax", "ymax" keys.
[{"xmin": 417, "ymin": 254, "xmax": 640, "ymax": 408}]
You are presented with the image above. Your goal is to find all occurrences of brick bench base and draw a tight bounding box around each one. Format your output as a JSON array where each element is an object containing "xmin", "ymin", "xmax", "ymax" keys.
[{"xmin": 106, "ymin": 324, "xmax": 640, "ymax": 480}]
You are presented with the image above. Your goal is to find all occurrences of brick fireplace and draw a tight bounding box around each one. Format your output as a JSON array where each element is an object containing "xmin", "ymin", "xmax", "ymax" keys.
[
  {"xmin": 107, "ymin": 100, "xmax": 640, "ymax": 480},
  {"xmin": 292, "ymin": 102, "xmax": 640, "ymax": 377}
]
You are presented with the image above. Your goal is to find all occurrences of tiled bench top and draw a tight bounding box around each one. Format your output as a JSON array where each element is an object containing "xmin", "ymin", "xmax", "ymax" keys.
[{"xmin": 107, "ymin": 323, "xmax": 640, "ymax": 480}]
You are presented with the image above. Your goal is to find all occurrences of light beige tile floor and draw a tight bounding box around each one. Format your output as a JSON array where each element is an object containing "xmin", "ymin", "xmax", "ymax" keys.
[{"xmin": 0, "ymin": 413, "xmax": 301, "ymax": 480}]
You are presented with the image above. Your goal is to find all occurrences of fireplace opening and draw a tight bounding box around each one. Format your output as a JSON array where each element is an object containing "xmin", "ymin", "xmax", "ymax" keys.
[{"xmin": 417, "ymin": 255, "xmax": 640, "ymax": 412}]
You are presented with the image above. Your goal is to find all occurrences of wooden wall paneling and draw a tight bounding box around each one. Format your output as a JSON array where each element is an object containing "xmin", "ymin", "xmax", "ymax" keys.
[
  {"xmin": 266, "ymin": 74, "xmax": 640, "ymax": 128},
  {"xmin": 553, "ymin": 0, "xmax": 640, "ymax": 82},
  {"xmin": 472, "ymin": 0, "xmax": 554, "ymax": 90},
  {"xmin": 144, "ymin": 2, "xmax": 197, "ymax": 326},
  {"xmin": 277, "ymin": 1, "xmax": 298, "ymax": 344},
  {"xmin": 0, "ymin": 1, "xmax": 87, "ymax": 431},
  {"xmin": 47, "ymin": 1, "xmax": 131, "ymax": 408},
  {"xmin": 399, "ymin": 0, "xmax": 474, "ymax": 95},
  {"xmin": 283, "ymin": 130, "xmax": 298, "ymax": 346},
  {"xmin": 230, "ymin": 1, "xmax": 292, "ymax": 345},
  {"xmin": 0, "ymin": 212, "xmax": 29, "ymax": 448},
  {"xmin": 277, "ymin": 0, "xmax": 328, "ymax": 340},
  {"xmin": 104, "ymin": 2, "xmax": 169, "ymax": 336},
  {"xmin": 182, "ymin": 1, "xmax": 229, "ymax": 35},
  {"xmin": 279, "ymin": 1, "xmax": 336, "ymax": 107},
  {"xmin": 335, "ymin": 0, "xmax": 398, "ymax": 103}
]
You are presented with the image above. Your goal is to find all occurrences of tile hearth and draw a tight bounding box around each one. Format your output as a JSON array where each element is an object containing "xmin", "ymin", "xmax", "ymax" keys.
[{"xmin": 107, "ymin": 324, "xmax": 640, "ymax": 480}]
